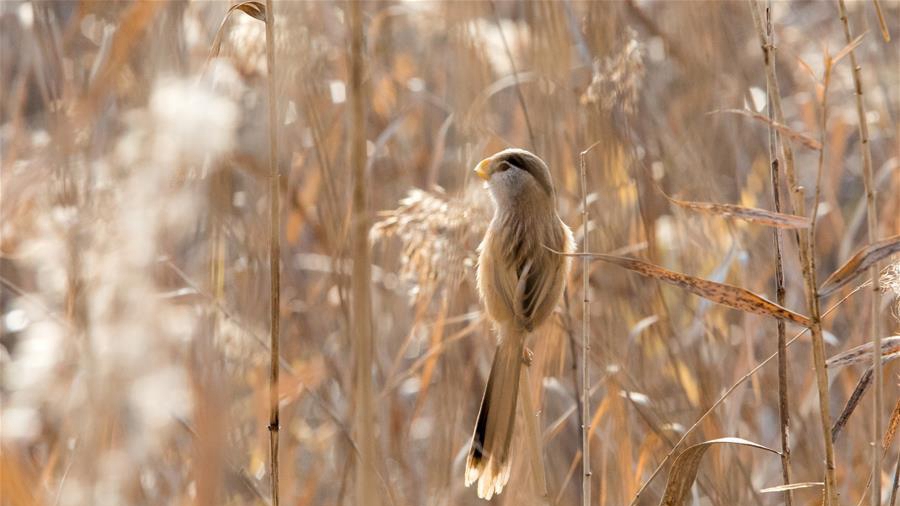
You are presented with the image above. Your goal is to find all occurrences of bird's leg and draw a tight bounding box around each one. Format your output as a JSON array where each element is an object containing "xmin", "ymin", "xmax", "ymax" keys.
[{"xmin": 522, "ymin": 346, "xmax": 534, "ymax": 366}]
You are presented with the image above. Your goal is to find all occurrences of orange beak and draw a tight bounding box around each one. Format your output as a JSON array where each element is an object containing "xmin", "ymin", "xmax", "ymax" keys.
[{"xmin": 474, "ymin": 158, "xmax": 491, "ymax": 181}]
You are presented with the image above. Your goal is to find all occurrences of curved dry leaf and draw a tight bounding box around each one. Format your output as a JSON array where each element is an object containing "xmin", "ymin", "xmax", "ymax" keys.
[
  {"xmin": 207, "ymin": 1, "xmax": 267, "ymax": 63},
  {"xmin": 231, "ymin": 1, "xmax": 266, "ymax": 21},
  {"xmin": 826, "ymin": 335, "xmax": 900, "ymax": 371},
  {"xmin": 819, "ymin": 235, "xmax": 900, "ymax": 296},
  {"xmin": 760, "ymin": 482, "xmax": 824, "ymax": 493},
  {"xmin": 665, "ymin": 195, "xmax": 811, "ymax": 230},
  {"xmin": 566, "ymin": 252, "xmax": 811, "ymax": 326},
  {"xmin": 660, "ymin": 437, "xmax": 779, "ymax": 506},
  {"xmin": 712, "ymin": 109, "xmax": 822, "ymax": 150}
]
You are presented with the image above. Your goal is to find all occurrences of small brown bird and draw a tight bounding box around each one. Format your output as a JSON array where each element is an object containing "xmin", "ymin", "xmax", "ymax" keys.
[{"xmin": 465, "ymin": 149, "xmax": 574, "ymax": 499}]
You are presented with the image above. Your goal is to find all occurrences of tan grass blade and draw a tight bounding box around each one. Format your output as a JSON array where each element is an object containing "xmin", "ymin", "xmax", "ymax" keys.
[
  {"xmin": 664, "ymin": 194, "xmax": 811, "ymax": 230},
  {"xmin": 831, "ymin": 346, "xmax": 900, "ymax": 443},
  {"xmin": 712, "ymin": 109, "xmax": 822, "ymax": 150},
  {"xmin": 819, "ymin": 235, "xmax": 900, "ymax": 296},
  {"xmin": 760, "ymin": 482, "xmax": 824, "ymax": 493},
  {"xmin": 832, "ymin": 32, "xmax": 868, "ymax": 67},
  {"xmin": 659, "ymin": 437, "xmax": 779, "ymax": 506},
  {"xmin": 884, "ymin": 399, "xmax": 900, "ymax": 450},
  {"xmin": 871, "ymin": 1, "xmax": 891, "ymax": 42},
  {"xmin": 560, "ymin": 251, "xmax": 811, "ymax": 326}
]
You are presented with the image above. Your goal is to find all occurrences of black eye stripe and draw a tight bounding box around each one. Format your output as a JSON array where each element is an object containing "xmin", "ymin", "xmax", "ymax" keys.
[
  {"xmin": 503, "ymin": 154, "xmax": 526, "ymax": 170},
  {"xmin": 496, "ymin": 151, "xmax": 555, "ymax": 197}
]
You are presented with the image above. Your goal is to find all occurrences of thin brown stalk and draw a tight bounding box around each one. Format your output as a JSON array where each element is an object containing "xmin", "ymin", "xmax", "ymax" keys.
[
  {"xmin": 349, "ymin": 1, "xmax": 379, "ymax": 505},
  {"xmin": 763, "ymin": 4, "xmax": 793, "ymax": 503},
  {"xmin": 749, "ymin": 2, "xmax": 837, "ymax": 503},
  {"xmin": 563, "ymin": 292, "xmax": 585, "ymax": 458},
  {"xmin": 837, "ymin": 3, "xmax": 883, "ymax": 503},
  {"xmin": 579, "ymin": 141, "xmax": 602, "ymax": 506},
  {"xmin": 263, "ymin": 1, "xmax": 281, "ymax": 505}
]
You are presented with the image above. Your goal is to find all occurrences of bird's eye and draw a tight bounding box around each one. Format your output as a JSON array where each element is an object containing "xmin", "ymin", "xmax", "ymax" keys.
[{"xmin": 498, "ymin": 161, "xmax": 514, "ymax": 172}]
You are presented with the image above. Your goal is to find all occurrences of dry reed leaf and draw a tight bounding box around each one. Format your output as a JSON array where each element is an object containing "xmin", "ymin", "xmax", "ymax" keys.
[
  {"xmin": 826, "ymin": 335, "xmax": 900, "ymax": 371},
  {"xmin": 712, "ymin": 109, "xmax": 822, "ymax": 150},
  {"xmin": 760, "ymin": 482, "xmax": 824, "ymax": 493},
  {"xmin": 831, "ymin": 32, "xmax": 867, "ymax": 66},
  {"xmin": 231, "ymin": 1, "xmax": 266, "ymax": 21},
  {"xmin": 819, "ymin": 235, "xmax": 900, "ymax": 296},
  {"xmin": 832, "ymin": 366, "xmax": 874, "ymax": 443},
  {"xmin": 659, "ymin": 437, "xmax": 779, "ymax": 506},
  {"xmin": 665, "ymin": 195, "xmax": 811, "ymax": 230},
  {"xmin": 831, "ymin": 345, "xmax": 900, "ymax": 443},
  {"xmin": 884, "ymin": 399, "xmax": 900, "ymax": 450},
  {"xmin": 565, "ymin": 252, "xmax": 811, "ymax": 326},
  {"xmin": 207, "ymin": 2, "xmax": 267, "ymax": 63}
]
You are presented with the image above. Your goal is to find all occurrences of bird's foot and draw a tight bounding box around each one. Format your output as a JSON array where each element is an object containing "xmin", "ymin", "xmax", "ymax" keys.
[{"xmin": 522, "ymin": 346, "xmax": 534, "ymax": 367}]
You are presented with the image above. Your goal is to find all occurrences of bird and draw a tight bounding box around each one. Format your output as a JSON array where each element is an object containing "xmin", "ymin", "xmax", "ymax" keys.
[{"xmin": 464, "ymin": 148, "xmax": 574, "ymax": 500}]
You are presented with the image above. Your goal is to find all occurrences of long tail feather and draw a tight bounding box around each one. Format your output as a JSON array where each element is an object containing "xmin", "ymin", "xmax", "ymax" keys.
[{"xmin": 465, "ymin": 325, "xmax": 524, "ymax": 500}]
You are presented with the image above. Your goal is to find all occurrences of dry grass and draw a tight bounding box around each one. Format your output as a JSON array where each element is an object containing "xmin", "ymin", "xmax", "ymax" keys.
[{"xmin": 1, "ymin": 1, "xmax": 899, "ymax": 506}]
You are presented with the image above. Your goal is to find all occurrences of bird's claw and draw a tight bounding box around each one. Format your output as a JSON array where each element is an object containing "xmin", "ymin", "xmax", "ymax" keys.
[{"xmin": 522, "ymin": 346, "xmax": 534, "ymax": 366}]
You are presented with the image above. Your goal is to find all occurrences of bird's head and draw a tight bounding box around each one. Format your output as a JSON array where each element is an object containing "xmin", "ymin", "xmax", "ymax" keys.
[{"xmin": 473, "ymin": 148, "xmax": 556, "ymax": 210}]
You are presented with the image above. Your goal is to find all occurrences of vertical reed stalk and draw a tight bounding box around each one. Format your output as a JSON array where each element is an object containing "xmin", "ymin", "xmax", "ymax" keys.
[
  {"xmin": 263, "ymin": 1, "xmax": 281, "ymax": 505},
  {"xmin": 837, "ymin": 2, "xmax": 882, "ymax": 503},
  {"xmin": 762, "ymin": 4, "xmax": 793, "ymax": 503},
  {"xmin": 349, "ymin": 1, "xmax": 379, "ymax": 505},
  {"xmin": 579, "ymin": 145, "xmax": 593, "ymax": 506},
  {"xmin": 749, "ymin": 2, "xmax": 837, "ymax": 503}
]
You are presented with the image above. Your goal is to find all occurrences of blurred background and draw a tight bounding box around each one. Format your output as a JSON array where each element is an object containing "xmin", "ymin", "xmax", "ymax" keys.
[{"xmin": 1, "ymin": 1, "xmax": 898, "ymax": 505}]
